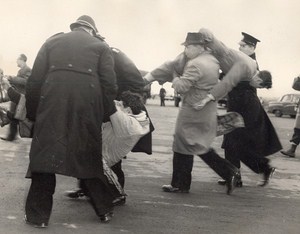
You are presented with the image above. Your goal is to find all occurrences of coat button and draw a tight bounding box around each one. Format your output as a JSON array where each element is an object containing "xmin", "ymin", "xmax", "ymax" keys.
[
  {"xmin": 90, "ymin": 84, "xmax": 95, "ymax": 88},
  {"xmin": 50, "ymin": 65, "xmax": 55, "ymax": 69},
  {"xmin": 88, "ymin": 69, "xmax": 92, "ymax": 72},
  {"xmin": 68, "ymin": 64, "xmax": 73, "ymax": 68}
]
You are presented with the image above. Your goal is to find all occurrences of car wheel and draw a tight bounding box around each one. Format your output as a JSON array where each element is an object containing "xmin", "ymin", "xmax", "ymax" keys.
[{"xmin": 274, "ymin": 110, "xmax": 282, "ymax": 117}]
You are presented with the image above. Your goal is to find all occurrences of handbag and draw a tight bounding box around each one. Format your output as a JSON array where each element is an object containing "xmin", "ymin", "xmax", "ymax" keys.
[
  {"xmin": 13, "ymin": 93, "xmax": 34, "ymax": 138},
  {"xmin": 19, "ymin": 119, "xmax": 34, "ymax": 138},
  {"xmin": 0, "ymin": 81, "xmax": 9, "ymax": 103},
  {"xmin": 292, "ymin": 76, "xmax": 300, "ymax": 91}
]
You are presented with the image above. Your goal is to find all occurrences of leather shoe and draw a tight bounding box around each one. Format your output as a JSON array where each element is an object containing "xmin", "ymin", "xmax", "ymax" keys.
[
  {"xmin": 218, "ymin": 179, "xmax": 243, "ymax": 187},
  {"xmin": 24, "ymin": 215, "xmax": 48, "ymax": 228},
  {"xmin": 226, "ymin": 172, "xmax": 241, "ymax": 195},
  {"xmin": 162, "ymin": 184, "xmax": 189, "ymax": 193},
  {"xmin": 0, "ymin": 136, "xmax": 15, "ymax": 141},
  {"xmin": 259, "ymin": 167, "xmax": 275, "ymax": 187},
  {"xmin": 112, "ymin": 196, "xmax": 126, "ymax": 206},
  {"xmin": 64, "ymin": 189, "xmax": 87, "ymax": 198},
  {"xmin": 100, "ymin": 211, "xmax": 114, "ymax": 223}
]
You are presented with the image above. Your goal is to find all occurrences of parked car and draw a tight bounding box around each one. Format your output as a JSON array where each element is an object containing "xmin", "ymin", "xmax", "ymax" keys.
[
  {"xmin": 267, "ymin": 94, "xmax": 300, "ymax": 118},
  {"xmin": 164, "ymin": 95, "xmax": 174, "ymax": 101}
]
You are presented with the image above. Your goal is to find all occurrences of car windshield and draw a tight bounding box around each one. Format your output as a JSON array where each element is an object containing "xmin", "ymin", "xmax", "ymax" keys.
[{"xmin": 280, "ymin": 94, "xmax": 300, "ymax": 103}]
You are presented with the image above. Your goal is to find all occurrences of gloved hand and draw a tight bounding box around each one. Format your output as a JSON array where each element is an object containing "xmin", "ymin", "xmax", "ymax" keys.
[
  {"xmin": 198, "ymin": 28, "xmax": 214, "ymax": 44},
  {"xmin": 193, "ymin": 94, "xmax": 215, "ymax": 110}
]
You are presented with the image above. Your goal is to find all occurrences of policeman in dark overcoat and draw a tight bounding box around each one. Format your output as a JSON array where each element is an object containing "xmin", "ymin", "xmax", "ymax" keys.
[
  {"xmin": 219, "ymin": 32, "xmax": 282, "ymax": 186},
  {"xmin": 24, "ymin": 15, "xmax": 118, "ymax": 227},
  {"xmin": 66, "ymin": 42, "xmax": 154, "ymax": 202}
]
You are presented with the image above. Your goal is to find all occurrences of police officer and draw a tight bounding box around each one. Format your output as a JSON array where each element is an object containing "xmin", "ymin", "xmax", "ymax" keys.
[{"xmin": 24, "ymin": 15, "xmax": 118, "ymax": 227}]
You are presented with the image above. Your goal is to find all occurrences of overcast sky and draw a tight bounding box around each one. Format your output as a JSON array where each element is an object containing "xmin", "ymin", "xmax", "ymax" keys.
[{"xmin": 0, "ymin": 0, "xmax": 299, "ymax": 98}]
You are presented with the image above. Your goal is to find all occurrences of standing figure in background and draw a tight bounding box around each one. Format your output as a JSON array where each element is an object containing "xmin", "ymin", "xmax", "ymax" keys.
[
  {"xmin": 24, "ymin": 15, "xmax": 118, "ymax": 227},
  {"xmin": 281, "ymin": 89, "xmax": 300, "ymax": 158},
  {"xmin": 1, "ymin": 54, "xmax": 31, "ymax": 141},
  {"xmin": 159, "ymin": 85, "xmax": 166, "ymax": 106}
]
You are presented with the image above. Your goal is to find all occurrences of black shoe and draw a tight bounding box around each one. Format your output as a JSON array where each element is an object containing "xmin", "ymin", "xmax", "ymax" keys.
[
  {"xmin": 259, "ymin": 167, "xmax": 275, "ymax": 187},
  {"xmin": 218, "ymin": 179, "xmax": 243, "ymax": 187},
  {"xmin": 0, "ymin": 136, "xmax": 15, "ymax": 141},
  {"xmin": 162, "ymin": 184, "xmax": 189, "ymax": 193},
  {"xmin": 112, "ymin": 196, "xmax": 126, "ymax": 206},
  {"xmin": 99, "ymin": 211, "xmax": 114, "ymax": 223},
  {"xmin": 64, "ymin": 189, "xmax": 86, "ymax": 199},
  {"xmin": 24, "ymin": 215, "xmax": 48, "ymax": 228},
  {"xmin": 217, "ymin": 179, "xmax": 226, "ymax": 185},
  {"xmin": 226, "ymin": 172, "xmax": 241, "ymax": 195}
]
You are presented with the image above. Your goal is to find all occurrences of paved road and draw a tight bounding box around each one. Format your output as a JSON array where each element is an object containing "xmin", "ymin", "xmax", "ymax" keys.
[{"xmin": 0, "ymin": 100, "xmax": 299, "ymax": 234}]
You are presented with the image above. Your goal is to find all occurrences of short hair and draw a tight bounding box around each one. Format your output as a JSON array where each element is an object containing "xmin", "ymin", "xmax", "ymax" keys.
[
  {"xmin": 258, "ymin": 70, "xmax": 272, "ymax": 89},
  {"xmin": 120, "ymin": 91, "xmax": 144, "ymax": 115},
  {"xmin": 19, "ymin": 54, "xmax": 27, "ymax": 62}
]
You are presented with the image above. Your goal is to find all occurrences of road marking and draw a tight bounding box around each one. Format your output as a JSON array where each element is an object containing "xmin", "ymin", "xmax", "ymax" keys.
[{"xmin": 143, "ymin": 200, "xmax": 209, "ymax": 209}]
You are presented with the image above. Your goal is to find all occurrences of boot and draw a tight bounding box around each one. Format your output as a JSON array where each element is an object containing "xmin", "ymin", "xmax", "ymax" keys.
[{"xmin": 281, "ymin": 144, "xmax": 297, "ymax": 158}]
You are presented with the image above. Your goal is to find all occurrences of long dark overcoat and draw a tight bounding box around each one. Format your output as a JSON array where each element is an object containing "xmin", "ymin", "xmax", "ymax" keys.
[
  {"xmin": 111, "ymin": 48, "xmax": 154, "ymax": 154},
  {"xmin": 25, "ymin": 29, "xmax": 117, "ymax": 179},
  {"xmin": 222, "ymin": 82, "xmax": 282, "ymax": 156}
]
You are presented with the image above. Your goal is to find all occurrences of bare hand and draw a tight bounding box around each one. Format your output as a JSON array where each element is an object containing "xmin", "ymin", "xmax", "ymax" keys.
[{"xmin": 193, "ymin": 97, "xmax": 211, "ymax": 110}]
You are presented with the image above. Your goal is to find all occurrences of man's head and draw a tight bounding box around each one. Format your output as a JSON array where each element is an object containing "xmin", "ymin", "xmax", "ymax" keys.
[
  {"xmin": 250, "ymin": 70, "xmax": 272, "ymax": 89},
  {"xmin": 17, "ymin": 54, "xmax": 27, "ymax": 68},
  {"xmin": 120, "ymin": 91, "xmax": 144, "ymax": 115},
  {"xmin": 239, "ymin": 32, "xmax": 260, "ymax": 56},
  {"xmin": 70, "ymin": 15, "xmax": 99, "ymax": 36},
  {"xmin": 182, "ymin": 32, "xmax": 206, "ymax": 59}
]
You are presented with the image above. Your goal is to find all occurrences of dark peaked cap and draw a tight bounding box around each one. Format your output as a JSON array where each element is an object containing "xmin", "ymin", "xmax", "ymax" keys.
[
  {"xmin": 241, "ymin": 32, "xmax": 260, "ymax": 46},
  {"xmin": 70, "ymin": 15, "xmax": 98, "ymax": 33}
]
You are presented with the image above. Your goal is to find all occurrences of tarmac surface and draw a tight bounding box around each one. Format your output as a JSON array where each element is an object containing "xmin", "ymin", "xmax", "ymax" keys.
[{"xmin": 0, "ymin": 99, "xmax": 300, "ymax": 234}]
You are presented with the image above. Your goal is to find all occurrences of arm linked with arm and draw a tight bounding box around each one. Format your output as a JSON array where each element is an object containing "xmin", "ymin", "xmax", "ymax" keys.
[{"xmin": 98, "ymin": 46, "xmax": 118, "ymax": 118}]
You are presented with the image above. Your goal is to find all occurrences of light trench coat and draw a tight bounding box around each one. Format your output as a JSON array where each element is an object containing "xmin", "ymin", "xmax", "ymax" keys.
[{"xmin": 172, "ymin": 51, "xmax": 220, "ymax": 155}]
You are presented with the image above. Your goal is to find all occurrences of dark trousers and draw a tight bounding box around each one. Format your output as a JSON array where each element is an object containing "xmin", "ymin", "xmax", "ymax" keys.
[
  {"xmin": 171, "ymin": 152, "xmax": 194, "ymax": 191},
  {"xmin": 171, "ymin": 149, "xmax": 237, "ymax": 190},
  {"xmin": 25, "ymin": 173, "xmax": 113, "ymax": 224},
  {"xmin": 199, "ymin": 149, "xmax": 238, "ymax": 181},
  {"xmin": 6, "ymin": 102, "xmax": 18, "ymax": 140},
  {"xmin": 225, "ymin": 146, "xmax": 270, "ymax": 174},
  {"xmin": 111, "ymin": 160, "xmax": 125, "ymax": 188},
  {"xmin": 160, "ymin": 97, "xmax": 165, "ymax": 106},
  {"xmin": 290, "ymin": 127, "xmax": 300, "ymax": 145}
]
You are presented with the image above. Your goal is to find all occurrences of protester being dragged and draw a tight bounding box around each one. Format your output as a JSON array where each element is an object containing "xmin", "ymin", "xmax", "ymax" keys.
[
  {"xmin": 66, "ymin": 28, "xmax": 155, "ymax": 202},
  {"xmin": 217, "ymin": 32, "xmax": 281, "ymax": 187},
  {"xmin": 66, "ymin": 91, "xmax": 150, "ymax": 205},
  {"xmin": 192, "ymin": 28, "xmax": 280, "ymax": 186}
]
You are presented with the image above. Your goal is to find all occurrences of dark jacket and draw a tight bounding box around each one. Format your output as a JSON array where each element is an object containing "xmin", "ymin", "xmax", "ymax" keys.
[
  {"xmin": 9, "ymin": 65, "xmax": 31, "ymax": 94},
  {"xmin": 222, "ymin": 53, "xmax": 282, "ymax": 156},
  {"xmin": 25, "ymin": 29, "xmax": 117, "ymax": 178},
  {"xmin": 111, "ymin": 47, "xmax": 154, "ymax": 154}
]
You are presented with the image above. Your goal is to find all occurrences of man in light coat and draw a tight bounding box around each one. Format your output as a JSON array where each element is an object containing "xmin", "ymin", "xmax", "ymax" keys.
[{"xmin": 161, "ymin": 32, "xmax": 240, "ymax": 195}]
